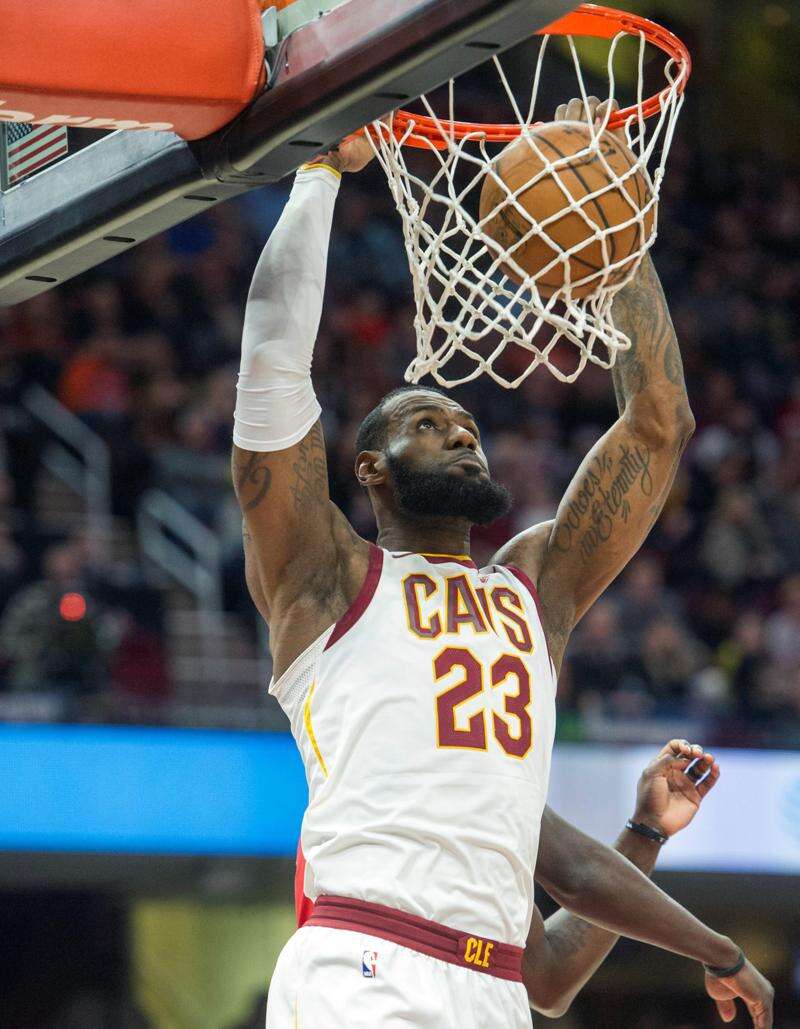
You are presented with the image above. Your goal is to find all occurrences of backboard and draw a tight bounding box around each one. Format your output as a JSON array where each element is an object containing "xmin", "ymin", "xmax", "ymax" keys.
[{"xmin": 0, "ymin": 0, "xmax": 576, "ymax": 306}]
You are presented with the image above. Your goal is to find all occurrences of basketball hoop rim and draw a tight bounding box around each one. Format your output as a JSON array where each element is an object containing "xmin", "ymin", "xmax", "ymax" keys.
[{"xmin": 385, "ymin": 3, "xmax": 691, "ymax": 149}]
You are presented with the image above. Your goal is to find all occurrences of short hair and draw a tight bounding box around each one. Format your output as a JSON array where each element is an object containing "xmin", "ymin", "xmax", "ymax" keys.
[{"xmin": 355, "ymin": 384, "xmax": 448, "ymax": 454}]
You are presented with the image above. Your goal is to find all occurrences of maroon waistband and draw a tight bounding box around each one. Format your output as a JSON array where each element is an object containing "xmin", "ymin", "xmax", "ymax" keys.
[{"xmin": 305, "ymin": 895, "xmax": 524, "ymax": 983}]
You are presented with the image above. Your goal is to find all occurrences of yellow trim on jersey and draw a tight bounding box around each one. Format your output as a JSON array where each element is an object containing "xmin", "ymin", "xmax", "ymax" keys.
[
  {"xmin": 421, "ymin": 552, "xmax": 472, "ymax": 560},
  {"xmin": 299, "ymin": 161, "xmax": 342, "ymax": 180},
  {"xmin": 303, "ymin": 680, "xmax": 329, "ymax": 778}
]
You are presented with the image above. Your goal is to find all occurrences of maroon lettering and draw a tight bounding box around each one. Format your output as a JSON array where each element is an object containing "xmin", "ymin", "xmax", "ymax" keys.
[
  {"xmin": 491, "ymin": 654, "xmax": 533, "ymax": 758},
  {"xmin": 435, "ymin": 648, "xmax": 486, "ymax": 749},
  {"xmin": 446, "ymin": 575, "xmax": 488, "ymax": 635},
  {"xmin": 491, "ymin": 588, "xmax": 533, "ymax": 653},
  {"xmin": 474, "ymin": 586, "xmax": 496, "ymax": 630},
  {"xmin": 403, "ymin": 574, "xmax": 442, "ymax": 638}
]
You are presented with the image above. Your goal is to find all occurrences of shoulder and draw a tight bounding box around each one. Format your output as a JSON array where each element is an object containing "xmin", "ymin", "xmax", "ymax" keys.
[
  {"xmin": 491, "ymin": 520, "xmax": 553, "ymax": 586},
  {"xmin": 266, "ymin": 510, "xmax": 374, "ymax": 677},
  {"xmin": 491, "ymin": 520, "xmax": 572, "ymax": 671}
]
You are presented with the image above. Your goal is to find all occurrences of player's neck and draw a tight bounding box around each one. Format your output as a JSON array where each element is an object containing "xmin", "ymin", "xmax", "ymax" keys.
[{"xmin": 376, "ymin": 516, "xmax": 471, "ymax": 558}]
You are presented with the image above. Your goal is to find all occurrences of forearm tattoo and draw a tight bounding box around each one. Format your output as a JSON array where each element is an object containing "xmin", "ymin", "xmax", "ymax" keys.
[
  {"xmin": 611, "ymin": 256, "xmax": 687, "ymax": 411},
  {"xmin": 554, "ymin": 441, "xmax": 653, "ymax": 561}
]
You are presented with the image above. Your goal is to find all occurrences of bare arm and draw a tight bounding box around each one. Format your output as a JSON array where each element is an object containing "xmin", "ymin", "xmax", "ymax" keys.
[
  {"xmin": 498, "ymin": 252, "xmax": 694, "ymax": 668},
  {"xmin": 534, "ymin": 805, "xmax": 735, "ymax": 969},
  {"xmin": 525, "ymin": 741, "xmax": 714, "ymax": 1016},
  {"xmin": 524, "ymin": 826, "xmax": 659, "ymax": 1018},
  {"xmin": 232, "ymin": 141, "xmax": 375, "ymax": 673},
  {"xmin": 233, "ymin": 427, "xmax": 362, "ymax": 630},
  {"xmin": 487, "ymin": 98, "xmax": 692, "ymax": 665},
  {"xmin": 532, "ymin": 807, "xmax": 774, "ymax": 1026}
]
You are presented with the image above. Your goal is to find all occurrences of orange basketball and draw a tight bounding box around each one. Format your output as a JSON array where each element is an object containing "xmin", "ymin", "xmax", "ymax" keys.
[{"xmin": 478, "ymin": 121, "xmax": 655, "ymax": 299}]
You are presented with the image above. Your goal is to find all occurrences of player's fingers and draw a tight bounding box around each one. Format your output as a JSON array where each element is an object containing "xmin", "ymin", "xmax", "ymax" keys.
[
  {"xmin": 654, "ymin": 739, "xmax": 690, "ymax": 763},
  {"xmin": 565, "ymin": 97, "xmax": 586, "ymax": 121},
  {"xmin": 747, "ymin": 999, "xmax": 773, "ymax": 1029},
  {"xmin": 666, "ymin": 738, "xmax": 693, "ymax": 758},
  {"xmin": 595, "ymin": 97, "xmax": 620, "ymax": 125},
  {"xmin": 715, "ymin": 997, "xmax": 737, "ymax": 1022},
  {"xmin": 649, "ymin": 753, "xmax": 691, "ymax": 777},
  {"xmin": 685, "ymin": 752, "xmax": 712, "ymax": 783},
  {"xmin": 584, "ymin": 95, "xmax": 602, "ymax": 120},
  {"xmin": 698, "ymin": 763, "xmax": 721, "ymax": 797}
]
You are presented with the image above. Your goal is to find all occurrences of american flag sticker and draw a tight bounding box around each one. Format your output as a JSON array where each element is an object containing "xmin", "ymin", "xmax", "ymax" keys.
[
  {"xmin": 1, "ymin": 122, "xmax": 68, "ymax": 189},
  {"xmin": 361, "ymin": 950, "xmax": 378, "ymax": 978}
]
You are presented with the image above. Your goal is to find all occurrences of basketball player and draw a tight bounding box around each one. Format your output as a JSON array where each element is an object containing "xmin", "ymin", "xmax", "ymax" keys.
[{"xmin": 232, "ymin": 101, "xmax": 771, "ymax": 1027}]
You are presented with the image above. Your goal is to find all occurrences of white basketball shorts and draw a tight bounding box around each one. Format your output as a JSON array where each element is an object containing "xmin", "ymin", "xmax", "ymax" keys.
[{"xmin": 266, "ymin": 924, "xmax": 532, "ymax": 1028}]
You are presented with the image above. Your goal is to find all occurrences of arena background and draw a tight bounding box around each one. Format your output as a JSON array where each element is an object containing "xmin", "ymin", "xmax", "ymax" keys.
[{"xmin": 1, "ymin": 1, "xmax": 799, "ymax": 1025}]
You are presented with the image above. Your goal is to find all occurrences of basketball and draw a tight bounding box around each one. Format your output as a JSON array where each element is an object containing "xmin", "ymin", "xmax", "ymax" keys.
[{"xmin": 478, "ymin": 121, "xmax": 655, "ymax": 299}]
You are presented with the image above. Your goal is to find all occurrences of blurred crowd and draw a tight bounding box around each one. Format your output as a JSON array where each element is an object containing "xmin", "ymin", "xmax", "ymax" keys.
[{"xmin": 1, "ymin": 131, "xmax": 799, "ymax": 745}]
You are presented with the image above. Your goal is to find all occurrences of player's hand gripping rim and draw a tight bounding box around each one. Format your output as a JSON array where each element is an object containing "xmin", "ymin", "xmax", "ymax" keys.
[
  {"xmin": 304, "ymin": 130, "xmax": 376, "ymax": 175},
  {"xmin": 554, "ymin": 95, "xmax": 629, "ymax": 147}
]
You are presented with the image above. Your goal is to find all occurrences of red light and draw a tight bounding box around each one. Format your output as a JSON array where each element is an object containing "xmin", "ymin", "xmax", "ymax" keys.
[{"xmin": 59, "ymin": 592, "xmax": 87, "ymax": 622}]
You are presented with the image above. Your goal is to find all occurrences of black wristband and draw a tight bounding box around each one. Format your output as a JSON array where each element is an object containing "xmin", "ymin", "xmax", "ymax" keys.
[
  {"xmin": 625, "ymin": 819, "xmax": 668, "ymax": 845},
  {"xmin": 704, "ymin": 948, "xmax": 746, "ymax": 979}
]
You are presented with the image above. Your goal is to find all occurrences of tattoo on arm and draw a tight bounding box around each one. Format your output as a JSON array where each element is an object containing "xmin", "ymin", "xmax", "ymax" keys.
[
  {"xmin": 662, "ymin": 334, "xmax": 684, "ymax": 385},
  {"xmin": 611, "ymin": 328, "xmax": 648, "ymax": 405},
  {"xmin": 548, "ymin": 917, "xmax": 594, "ymax": 961},
  {"xmin": 553, "ymin": 440, "xmax": 654, "ymax": 563},
  {"xmin": 288, "ymin": 423, "xmax": 328, "ymax": 513},
  {"xmin": 233, "ymin": 452, "xmax": 273, "ymax": 511},
  {"xmin": 611, "ymin": 364, "xmax": 627, "ymax": 418},
  {"xmin": 611, "ymin": 256, "xmax": 687, "ymax": 409},
  {"xmin": 232, "ymin": 422, "xmax": 328, "ymax": 517}
]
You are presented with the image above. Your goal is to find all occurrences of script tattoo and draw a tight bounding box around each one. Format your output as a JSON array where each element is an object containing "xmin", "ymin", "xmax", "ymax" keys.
[
  {"xmin": 233, "ymin": 452, "xmax": 272, "ymax": 512},
  {"xmin": 289, "ymin": 423, "xmax": 327, "ymax": 513},
  {"xmin": 555, "ymin": 442, "xmax": 653, "ymax": 562}
]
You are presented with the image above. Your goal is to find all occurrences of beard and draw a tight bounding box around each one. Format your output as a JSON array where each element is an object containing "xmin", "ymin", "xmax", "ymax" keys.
[{"xmin": 386, "ymin": 452, "xmax": 512, "ymax": 526}]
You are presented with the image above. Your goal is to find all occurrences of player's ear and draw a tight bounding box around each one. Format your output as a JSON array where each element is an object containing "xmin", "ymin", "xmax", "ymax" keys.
[{"xmin": 355, "ymin": 450, "xmax": 385, "ymax": 487}]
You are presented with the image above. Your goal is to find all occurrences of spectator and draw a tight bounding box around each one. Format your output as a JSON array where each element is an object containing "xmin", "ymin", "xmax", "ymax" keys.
[
  {"xmin": 621, "ymin": 618, "xmax": 708, "ymax": 711},
  {"xmin": 566, "ymin": 600, "xmax": 629, "ymax": 699},
  {"xmin": 0, "ymin": 519, "xmax": 24, "ymax": 618},
  {"xmin": 152, "ymin": 406, "xmax": 230, "ymax": 524},
  {"xmin": 699, "ymin": 486, "xmax": 778, "ymax": 589},
  {"xmin": 0, "ymin": 541, "xmax": 109, "ymax": 695},
  {"xmin": 615, "ymin": 555, "xmax": 684, "ymax": 648}
]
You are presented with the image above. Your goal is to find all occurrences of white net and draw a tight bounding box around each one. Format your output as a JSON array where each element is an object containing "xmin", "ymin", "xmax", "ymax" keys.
[{"xmin": 368, "ymin": 25, "xmax": 688, "ymax": 388}]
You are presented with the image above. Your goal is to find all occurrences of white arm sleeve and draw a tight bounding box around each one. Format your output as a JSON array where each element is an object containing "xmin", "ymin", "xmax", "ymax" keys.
[{"xmin": 233, "ymin": 163, "xmax": 341, "ymax": 452}]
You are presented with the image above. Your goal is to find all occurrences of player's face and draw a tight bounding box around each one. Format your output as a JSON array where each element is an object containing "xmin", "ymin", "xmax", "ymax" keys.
[
  {"xmin": 381, "ymin": 391, "xmax": 511, "ymax": 524},
  {"xmin": 386, "ymin": 391, "xmax": 488, "ymax": 475}
]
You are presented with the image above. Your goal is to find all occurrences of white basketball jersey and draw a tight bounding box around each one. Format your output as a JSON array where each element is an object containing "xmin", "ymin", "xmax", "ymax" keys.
[{"xmin": 270, "ymin": 547, "xmax": 557, "ymax": 946}]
